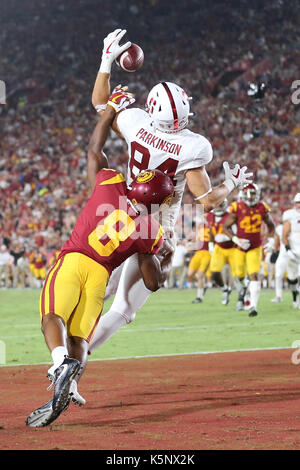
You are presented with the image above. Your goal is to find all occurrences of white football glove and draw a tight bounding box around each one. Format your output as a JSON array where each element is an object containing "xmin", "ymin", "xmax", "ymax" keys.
[
  {"xmin": 99, "ymin": 29, "xmax": 131, "ymax": 74},
  {"xmin": 107, "ymin": 85, "xmax": 135, "ymax": 113},
  {"xmin": 285, "ymin": 245, "xmax": 298, "ymax": 261},
  {"xmin": 214, "ymin": 233, "xmax": 231, "ymax": 243},
  {"xmin": 232, "ymin": 236, "xmax": 251, "ymax": 251},
  {"xmin": 264, "ymin": 237, "xmax": 275, "ymax": 253},
  {"xmin": 223, "ymin": 162, "xmax": 253, "ymax": 192}
]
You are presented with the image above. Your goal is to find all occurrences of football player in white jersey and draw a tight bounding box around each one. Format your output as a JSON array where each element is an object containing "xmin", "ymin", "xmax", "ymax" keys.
[
  {"xmin": 270, "ymin": 223, "xmax": 286, "ymax": 302},
  {"xmin": 87, "ymin": 29, "xmax": 253, "ymax": 357},
  {"xmin": 282, "ymin": 193, "xmax": 300, "ymax": 308}
]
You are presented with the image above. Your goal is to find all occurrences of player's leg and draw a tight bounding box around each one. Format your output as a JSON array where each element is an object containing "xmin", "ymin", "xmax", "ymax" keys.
[
  {"xmin": 89, "ymin": 254, "xmax": 153, "ymax": 352},
  {"xmin": 272, "ymin": 252, "xmax": 287, "ymax": 302},
  {"xmin": 233, "ymin": 249, "xmax": 247, "ymax": 310},
  {"xmin": 67, "ymin": 254, "xmax": 109, "ymax": 404},
  {"xmin": 187, "ymin": 252, "xmax": 200, "ymax": 301},
  {"xmin": 286, "ymin": 257, "xmax": 299, "ymax": 307},
  {"xmin": 27, "ymin": 254, "xmax": 84, "ymax": 427},
  {"xmin": 210, "ymin": 245, "xmax": 229, "ymax": 304},
  {"xmin": 194, "ymin": 251, "xmax": 211, "ymax": 303},
  {"xmin": 246, "ymin": 247, "xmax": 262, "ymax": 317}
]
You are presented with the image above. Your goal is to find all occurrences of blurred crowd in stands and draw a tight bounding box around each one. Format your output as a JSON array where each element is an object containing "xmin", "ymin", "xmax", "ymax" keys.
[{"xmin": 0, "ymin": 0, "xmax": 299, "ymax": 287}]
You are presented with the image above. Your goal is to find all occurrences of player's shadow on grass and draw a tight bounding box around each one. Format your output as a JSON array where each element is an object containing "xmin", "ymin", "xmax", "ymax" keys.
[{"xmin": 61, "ymin": 387, "xmax": 300, "ymax": 429}]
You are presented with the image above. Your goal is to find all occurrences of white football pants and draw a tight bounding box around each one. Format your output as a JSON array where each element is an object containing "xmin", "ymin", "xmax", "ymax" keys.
[{"xmin": 89, "ymin": 253, "xmax": 153, "ymax": 352}]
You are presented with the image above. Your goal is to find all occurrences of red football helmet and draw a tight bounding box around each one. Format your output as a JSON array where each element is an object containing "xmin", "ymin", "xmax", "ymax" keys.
[
  {"xmin": 239, "ymin": 183, "xmax": 261, "ymax": 207},
  {"xmin": 127, "ymin": 169, "xmax": 174, "ymax": 212},
  {"xmin": 212, "ymin": 199, "xmax": 228, "ymax": 217}
]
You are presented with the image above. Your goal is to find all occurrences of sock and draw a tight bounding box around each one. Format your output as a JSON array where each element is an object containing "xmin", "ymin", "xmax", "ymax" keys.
[
  {"xmin": 275, "ymin": 277, "xmax": 283, "ymax": 299},
  {"xmin": 249, "ymin": 280, "xmax": 261, "ymax": 309},
  {"xmin": 187, "ymin": 282, "xmax": 192, "ymax": 289},
  {"xmin": 292, "ymin": 290, "xmax": 298, "ymax": 302},
  {"xmin": 88, "ymin": 310, "xmax": 127, "ymax": 353},
  {"xmin": 197, "ymin": 287, "xmax": 204, "ymax": 299},
  {"xmin": 51, "ymin": 346, "xmax": 68, "ymax": 367}
]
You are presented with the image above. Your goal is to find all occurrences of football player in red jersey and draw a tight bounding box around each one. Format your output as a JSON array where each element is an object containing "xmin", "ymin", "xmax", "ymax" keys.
[
  {"xmin": 223, "ymin": 184, "xmax": 275, "ymax": 317},
  {"xmin": 88, "ymin": 29, "xmax": 253, "ymax": 355},
  {"xmin": 26, "ymin": 92, "xmax": 175, "ymax": 428},
  {"xmin": 206, "ymin": 200, "xmax": 235, "ymax": 305}
]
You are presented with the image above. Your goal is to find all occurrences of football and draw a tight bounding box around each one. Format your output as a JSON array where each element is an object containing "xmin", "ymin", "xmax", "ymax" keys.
[{"xmin": 115, "ymin": 43, "xmax": 144, "ymax": 72}]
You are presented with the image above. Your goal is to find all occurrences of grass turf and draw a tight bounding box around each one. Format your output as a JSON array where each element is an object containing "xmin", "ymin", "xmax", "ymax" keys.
[{"xmin": 0, "ymin": 287, "xmax": 299, "ymax": 366}]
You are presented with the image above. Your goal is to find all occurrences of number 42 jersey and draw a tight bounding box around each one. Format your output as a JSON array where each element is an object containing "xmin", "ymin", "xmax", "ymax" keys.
[{"xmin": 117, "ymin": 108, "xmax": 213, "ymax": 230}]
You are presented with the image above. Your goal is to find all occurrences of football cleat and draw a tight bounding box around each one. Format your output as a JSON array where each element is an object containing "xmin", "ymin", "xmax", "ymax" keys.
[
  {"xmin": 25, "ymin": 397, "xmax": 70, "ymax": 428},
  {"xmin": 236, "ymin": 300, "xmax": 244, "ymax": 311},
  {"xmin": 271, "ymin": 297, "xmax": 282, "ymax": 303},
  {"xmin": 248, "ymin": 308, "xmax": 258, "ymax": 317},
  {"xmin": 222, "ymin": 287, "xmax": 231, "ymax": 305},
  {"xmin": 69, "ymin": 380, "xmax": 86, "ymax": 406},
  {"xmin": 192, "ymin": 297, "xmax": 203, "ymax": 304},
  {"xmin": 52, "ymin": 356, "xmax": 81, "ymax": 416}
]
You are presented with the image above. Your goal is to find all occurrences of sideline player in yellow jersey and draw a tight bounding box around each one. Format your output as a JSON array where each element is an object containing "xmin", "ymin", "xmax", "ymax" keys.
[
  {"xmin": 187, "ymin": 219, "xmax": 211, "ymax": 303},
  {"xmin": 206, "ymin": 200, "xmax": 236, "ymax": 305},
  {"xmin": 223, "ymin": 184, "xmax": 275, "ymax": 317}
]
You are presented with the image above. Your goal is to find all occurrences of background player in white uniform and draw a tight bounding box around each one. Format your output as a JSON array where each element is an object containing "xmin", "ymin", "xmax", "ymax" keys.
[
  {"xmin": 282, "ymin": 193, "xmax": 300, "ymax": 308},
  {"xmin": 88, "ymin": 29, "xmax": 253, "ymax": 354},
  {"xmin": 270, "ymin": 223, "xmax": 287, "ymax": 302}
]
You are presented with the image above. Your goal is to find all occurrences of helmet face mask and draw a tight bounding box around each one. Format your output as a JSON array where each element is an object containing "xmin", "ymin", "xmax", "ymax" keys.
[
  {"xmin": 127, "ymin": 169, "xmax": 174, "ymax": 213},
  {"xmin": 146, "ymin": 82, "xmax": 191, "ymax": 133},
  {"xmin": 240, "ymin": 183, "xmax": 260, "ymax": 207}
]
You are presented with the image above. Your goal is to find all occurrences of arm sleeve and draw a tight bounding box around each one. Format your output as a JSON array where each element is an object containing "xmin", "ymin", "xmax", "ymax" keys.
[{"xmin": 178, "ymin": 136, "xmax": 213, "ymax": 173}]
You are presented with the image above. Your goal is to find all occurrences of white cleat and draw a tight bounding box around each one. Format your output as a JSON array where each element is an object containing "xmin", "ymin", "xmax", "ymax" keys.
[
  {"xmin": 271, "ymin": 297, "xmax": 282, "ymax": 303},
  {"xmin": 69, "ymin": 380, "xmax": 86, "ymax": 406}
]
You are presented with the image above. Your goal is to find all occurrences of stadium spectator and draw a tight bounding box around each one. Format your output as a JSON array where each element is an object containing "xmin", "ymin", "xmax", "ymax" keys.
[
  {"xmin": 0, "ymin": 245, "xmax": 12, "ymax": 288},
  {"xmin": 0, "ymin": 0, "xmax": 299, "ymax": 271}
]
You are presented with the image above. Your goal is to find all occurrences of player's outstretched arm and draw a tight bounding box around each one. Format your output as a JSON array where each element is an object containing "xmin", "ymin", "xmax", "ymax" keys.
[
  {"xmin": 88, "ymin": 89, "xmax": 136, "ymax": 191},
  {"xmin": 92, "ymin": 29, "xmax": 131, "ymax": 113},
  {"xmin": 186, "ymin": 162, "xmax": 253, "ymax": 213},
  {"xmin": 263, "ymin": 213, "xmax": 275, "ymax": 237},
  {"xmin": 87, "ymin": 108, "xmax": 114, "ymax": 191}
]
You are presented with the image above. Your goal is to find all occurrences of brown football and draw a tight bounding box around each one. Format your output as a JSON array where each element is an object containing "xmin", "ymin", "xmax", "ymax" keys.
[{"xmin": 115, "ymin": 43, "xmax": 144, "ymax": 72}]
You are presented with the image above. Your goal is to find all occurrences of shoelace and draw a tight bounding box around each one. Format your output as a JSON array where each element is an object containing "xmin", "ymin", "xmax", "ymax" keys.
[{"xmin": 46, "ymin": 373, "xmax": 55, "ymax": 391}]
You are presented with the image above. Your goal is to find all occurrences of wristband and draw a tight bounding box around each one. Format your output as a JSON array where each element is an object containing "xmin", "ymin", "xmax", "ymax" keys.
[
  {"xmin": 99, "ymin": 60, "xmax": 112, "ymax": 74},
  {"xmin": 285, "ymin": 245, "xmax": 291, "ymax": 251},
  {"xmin": 223, "ymin": 178, "xmax": 235, "ymax": 192}
]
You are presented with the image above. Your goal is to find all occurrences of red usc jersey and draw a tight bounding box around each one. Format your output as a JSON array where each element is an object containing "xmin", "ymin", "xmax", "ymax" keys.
[
  {"xmin": 229, "ymin": 200, "xmax": 270, "ymax": 250},
  {"xmin": 60, "ymin": 169, "xmax": 164, "ymax": 275},
  {"xmin": 206, "ymin": 212, "xmax": 234, "ymax": 249},
  {"xmin": 196, "ymin": 221, "xmax": 210, "ymax": 251}
]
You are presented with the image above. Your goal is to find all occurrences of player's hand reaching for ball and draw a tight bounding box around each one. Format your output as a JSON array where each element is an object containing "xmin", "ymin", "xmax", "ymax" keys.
[
  {"xmin": 223, "ymin": 162, "xmax": 253, "ymax": 191},
  {"xmin": 99, "ymin": 29, "xmax": 131, "ymax": 74},
  {"xmin": 107, "ymin": 85, "xmax": 135, "ymax": 113}
]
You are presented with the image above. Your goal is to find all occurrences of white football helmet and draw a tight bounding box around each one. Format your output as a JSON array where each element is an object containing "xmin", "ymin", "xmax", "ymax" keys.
[{"xmin": 146, "ymin": 82, "xmax": 192, "ymax": 133}]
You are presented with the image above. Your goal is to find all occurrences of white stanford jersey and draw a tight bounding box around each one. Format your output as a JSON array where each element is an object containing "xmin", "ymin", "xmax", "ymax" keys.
[
  {"xmin": 117, "ymin": 108, "xmax": 213, "ymax": 230},
  {"xmin": 282, "ymin": 208, "xmax": 300, "ymax": 256}
]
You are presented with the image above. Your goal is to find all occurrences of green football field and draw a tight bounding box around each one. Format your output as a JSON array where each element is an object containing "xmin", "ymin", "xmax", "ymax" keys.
[{"xmin": 0, "ymin": 287, "xmax": 299, "ymax": 367}]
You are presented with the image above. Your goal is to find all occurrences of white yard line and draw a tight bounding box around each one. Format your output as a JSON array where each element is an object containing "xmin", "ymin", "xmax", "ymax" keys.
[{"xmin": 0, "ymin": 345, "xmax": 294, "ymax": 368}]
